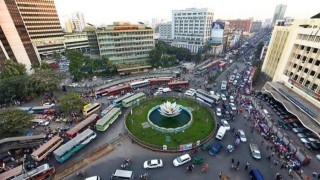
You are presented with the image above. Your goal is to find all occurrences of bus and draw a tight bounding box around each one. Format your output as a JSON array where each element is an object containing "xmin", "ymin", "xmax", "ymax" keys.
[
  {"xmin": 101, "ymin": 104, "xmax": 115, "ymax": 117},
  {"xmin": 196, "ymin": 97, "xmax": 213, "ymax": 107},
  {"xmin": 95, "ymin": 108, "xmax": 121, "ymax": 131},
  {"xmin": 112, "ymin": 93, "xmax": 133, "ymax": 107},
  {"xmin": 104, "ymin": 84, "xmax": 132, "ymax": 96},
  {"xmin": 83, "ymin": 103, "xmax": 101, "ymax": 116},
  {"xmin": 0, "ymin": 135, "xmax": 45, "ymax": 154},
  {"xmin": 31, "ymin": 136, "xmax": 63, "ymax": 161},
  {"xmin": 122, "ymin": 92, "xmax": 146, "ymax": 108},
  {"xmin": 129, "ymin": 79, "xmax": 150, "ymax": 89},
  {"xmin": 196, "ymin": 89, "xmax": 215, "ymax": 107},
  {"xmin": 149, "ymin": 77, "xmax": 172, "ymax": 86},
  {"xmin": 168, "ymin": 81, "xmax": 189, "ymax": 89},
  {"xmin": 30, "ymin": 106, "xmax": 53, "ymax": 114},
  {"xmin": 12, "ymin": 163, "xmax": 55, "ymax": 180},
  {"xmin": 66, "ymin": 114, "xmax": 99, "ymax": 139},
  {"xmin": 0, "ymin": 165, "xmax": 22, "ymax": 180},
  {"xmin": 16, "ymin": 107, "xmax": 32, "ymax": 113},
  {"xmin": 53, "ymin": 129, "xmax": 96, "ymax": 163}
]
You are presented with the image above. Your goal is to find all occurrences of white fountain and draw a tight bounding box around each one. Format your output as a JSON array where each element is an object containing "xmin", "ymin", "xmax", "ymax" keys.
[{"xmin": 158, "ymin": 101, "xmax": 182, "ymax": 117}]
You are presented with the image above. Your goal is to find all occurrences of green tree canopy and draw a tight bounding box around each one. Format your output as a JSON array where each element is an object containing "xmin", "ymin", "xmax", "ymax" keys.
[
  {"xmin": 0, "ymin": 75, "xmax": 29, "ymax": 104},
  {"xmin": 66, "ymin": 49, "xmax": 86, "ymax": 81},
  {"xmin": 0, "ymin": 108, "xmax": 33, "ymax": 138},
  {"xmin": 31, "ymin": 61, "xmax": 51, "ymax": 72},
  {"xmin": 59, "ymin": 92, "xmax": 88, "ymax": 115},
  {"xmin": 52, "ymin": 51, "xmax": 61, "ymax": 61},
  {"xmin": 0, "ymin": 59, "xmax": 26, "ymax": 79}
]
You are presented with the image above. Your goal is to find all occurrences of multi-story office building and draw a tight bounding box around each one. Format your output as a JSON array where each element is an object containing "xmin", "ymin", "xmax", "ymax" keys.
[
  {"xmin": 64, "ymin": 33, "xmax": 89, "ymax": 53},
  {"xmin": 261, "ymin": 16, "xmax": 320, "ymax": 137},
  {"xmin": 95, "ymin": 22, "xmax": 154, "ymax": 64},
  {"xmin": 0, "ymin": 0, "xmax": 65, "ymax": 65},
  {"xmin": 272, "ymin": 4, "xmax": 287, "ymax": 26},
  {"xmin": 228, "ymin": 19, "xmax": 252, "ymax": 33},
  {"xmin": 250, "ymin": 21, "xmax": 262, "ymax": 33},
  {"xmin": 171, "ymin": 8, "xmax": 214, "ymax": 53},
  {"xmin": 65, "ymin": 20, "xmax": 75, "ymax": 33},
  {"xmin": 158, "ymin": 22, "xmax": 172, "ymax": 39},
  {"xmin": 84, "ymin": 26, "xmax": 100, "ymax": 55}
]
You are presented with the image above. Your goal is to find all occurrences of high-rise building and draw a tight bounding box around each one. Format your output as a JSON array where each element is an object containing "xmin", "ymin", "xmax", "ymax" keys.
[
  {"xmin": 74, "ymin": 12, "xmax": 86, "ymax": 31},
  {"xmin": 261, "ymin": 16, "xmax": 320, "ymax": 137},
  {"xmin": 84, "ymin": 26, "xmax": 100, "ymax": 55},
  {"xmin": 272, "ymin": 4, "xmax": 287, "ymax": 26},
  {"xmin": 227, "ymin": 19, "xmax": 252, "ymax": 33},
  {"xmin": 0, "ymin": 0, "xmax": 65, "ymax": 66},
  {"xmin": 65, "ymin": 20, "xmax": 75, "ymax": 33},
  {"xmin": 171, "ymin": 8, "xmax": 214, "ymax": 53},
  {"xmin": 94, "ymin": 22, "xmax": 154, "ymax": 64},
  {"xmin": 158, "ymin": 22, "xmax": 172, "ymax": 39}
]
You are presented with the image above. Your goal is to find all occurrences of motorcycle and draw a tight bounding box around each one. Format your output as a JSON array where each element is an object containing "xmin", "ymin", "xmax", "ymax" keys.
[
  {"xmin": 230, "ymin": 164, "xmax": 240, "ymax": 171},
  {"xmin": 121, "ymin": 158, "xmax": 131, "ymax": 169},
  {"xmin": 139, "ymin": 173, "xmax": 149, "ymax": 179}
]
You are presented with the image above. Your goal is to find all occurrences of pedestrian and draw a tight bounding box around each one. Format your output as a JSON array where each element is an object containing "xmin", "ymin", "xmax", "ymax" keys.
[
  {"xmin": 251, "ymin": 128, "xmax": 254, "ymax": 133},
  {"xmin": 245, "ymin": 162, "xmax": 249, "ymax": 170},
  {"xmin": 219, "ymin": 172, "xmax": 222, "ymax": 179},
  {"xmin": 261, "ymin": 140, "xmax": 264, "ymax": 145},
  {"xmin": 266, "ymin": 145, "xmax": 269, "ymax": 150},
  {"xmin": 236, "ymin": 161, "xmax": 240, "ymax": 167},
  {"xmin": 231, "ymin": 157, "xmax": 234, "ymax": 164},
  {"xmin": 266, "ymin": 155, "xmax": 271, "ymax": 162},
  {"xmin": 272, "ymin": 151, "xmax": 276, "ymax": 156},
  {"xmin": 274, "ymin": 160, "xmax": 279, "ymax": 166},
  {"xmin": 313, "ymin": 172, "xmax": 317, "ymax": 177}
]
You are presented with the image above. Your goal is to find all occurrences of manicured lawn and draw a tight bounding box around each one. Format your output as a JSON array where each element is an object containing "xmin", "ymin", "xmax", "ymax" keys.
[{"xmin": 126, "ymin": 97, "xmax": 215, "ymax": 148}]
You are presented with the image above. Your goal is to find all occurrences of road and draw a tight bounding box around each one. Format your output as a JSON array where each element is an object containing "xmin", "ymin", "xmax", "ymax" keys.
[{"xmin": 60, "ymin": 32, "xmax": 315, "ymax": 180}]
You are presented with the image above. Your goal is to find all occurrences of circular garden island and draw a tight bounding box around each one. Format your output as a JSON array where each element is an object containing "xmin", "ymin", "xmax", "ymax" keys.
[{"xmin": 125, "ymin": 96, "xmax": 216, "ymax": 151}]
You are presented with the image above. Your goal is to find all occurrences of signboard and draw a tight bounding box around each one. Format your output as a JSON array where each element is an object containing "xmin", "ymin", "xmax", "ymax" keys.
[
  {"xmin": 179, "ymin": 143, "xmax": 193, "ymax": 151},
  {"xmin": 210, "ymin": 22, "xmax": 225, "ymax": 44}
]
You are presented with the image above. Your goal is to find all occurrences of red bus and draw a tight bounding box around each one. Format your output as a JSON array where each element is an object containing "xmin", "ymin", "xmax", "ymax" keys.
[
  {"xmin": 168, "ymin": 81, "xmax": 189, "ymax": 89},
  {"xmin": 66, "ymin": 114, "xmax": 99, "ymax": 139},
  {"xmin": 149, "ymin": 77, "xmax": 173, "ymax": 86},
  {"xmin": 106, "ymin": 84, "xmax": 132, "ymax": 96}
]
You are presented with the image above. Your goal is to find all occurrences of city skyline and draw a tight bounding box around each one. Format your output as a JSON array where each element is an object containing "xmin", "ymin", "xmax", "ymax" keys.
[{"xmin": 54, "ymin": 0, "xmax": 320, "ymax": 26}]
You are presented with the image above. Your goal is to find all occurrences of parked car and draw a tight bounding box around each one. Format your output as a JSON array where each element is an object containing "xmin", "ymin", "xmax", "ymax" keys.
[
  {"xmin": 221, "ymin": 94, "xmax": 227, "ymax": 101},
  {"xmin": 220, "ymin": 119, "xmax": 230, "ymax": 130},
  {"xmin": 229, "ymin": 103, "xmax": 237, "ymax": 111},
  {"xmin": 143, "ymin": 159, "xmax": 163, "ymax": 169},
  {"xmin": 238, "ymin": 130, "xmax": 247, "ymax": 142},
  {"xmin": 173, "ymin": 154, "xmax": 191, "ymax": 167},
  {"xmin": 209, "ymin": 143, "xmax": 223, "ymax": 156}
]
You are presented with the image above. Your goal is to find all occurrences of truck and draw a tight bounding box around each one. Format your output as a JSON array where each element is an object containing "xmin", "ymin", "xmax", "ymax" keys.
[
  {"xmin": 215, "ymin": 126, "xmax": 227, "ymax": 140},
  {"xmin": 249, "ymin": 143, "xmax": 261, "ymax": 160}
]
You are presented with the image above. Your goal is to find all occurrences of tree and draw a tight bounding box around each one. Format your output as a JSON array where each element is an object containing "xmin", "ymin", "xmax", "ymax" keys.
[
  {"xmin": 25, "ymin": 70, "xmax": 64, "ymax": 96},
  {"xmin": 59, "ymin": 92, "xmax": 88, "ymax": 115},
  {"xmin": 52, "ymin": 51, "xmax": 61, "ymax": 62},
  {"xmin": 0, "ymin": 108, "xmax": 33, "ymax": 138},
  {"xmin": 31, "ymin": 61, "xmax": 51, "ymax": 72},
  {"xmin": 0, "ymin": 59, "xmax": 26, "ymax": 79},
  {"xmin": 0, "ymin": 75, "xmax": 28, "ymax": 104},
  {"xmin": 66, "ymin": 49, "xmax": 86, "ymax": 81}
]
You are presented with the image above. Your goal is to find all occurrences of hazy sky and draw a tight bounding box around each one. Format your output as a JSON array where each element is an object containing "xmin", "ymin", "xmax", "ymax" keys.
[{"xmin": 54, "ymin": 0, "xmax": 320, "ymax": 26}]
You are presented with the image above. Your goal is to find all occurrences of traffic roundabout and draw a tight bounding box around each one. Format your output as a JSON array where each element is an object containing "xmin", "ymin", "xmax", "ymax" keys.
[{"xmin": 125, "ymin": 96, "xmax": 216, "ymax": 152}]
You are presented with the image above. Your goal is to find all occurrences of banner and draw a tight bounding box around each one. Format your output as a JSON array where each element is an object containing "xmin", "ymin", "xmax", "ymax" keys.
[{"xmin": 179, "ymin": 143, "xmax": 193, "ymax": 151}]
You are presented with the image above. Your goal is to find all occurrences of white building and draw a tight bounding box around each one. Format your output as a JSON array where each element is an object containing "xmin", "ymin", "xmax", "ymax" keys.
[
  {"xmin": 158, "ymin": 22, "xmax": 172, "ymax": 39},
  {"xmin": 171, "ymin": 8, "xmax": 214, "ymax": 53},
  {"xmin": 272, "ymin": 4, "xmax": 287, "ymax": 26}
]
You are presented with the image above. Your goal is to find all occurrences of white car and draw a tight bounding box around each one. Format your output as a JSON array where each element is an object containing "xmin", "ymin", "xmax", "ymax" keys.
[
  {"xmin": 316, "ymin": 154, "xmax": 320, "ymax": 161},
  {"xmin": 238, "ymin": 129, "xmax": 247, "ymax": 142},
  {"xmin": 107, "ymin": 95, "xmax": 118, "ymax": 100},
  {"xmin": 173, "ymin": 154, "xmax": 191, "ymax": 167},
  {"xmin": 229, "ymin": 96, "xmax": 235, "ymax": 103},
  {"xmin": 221, "ymin": 94, "xmax": 227, "ymax": 101},
  {"xmin": 233, "ymin": 80, "xmax": 238, "ymax": 85},
  {"xmin": 215, "ymin": 93, "xmax": 221, "ymax": 100},
  {"xmin": 220, "ymin": 119, "xmax": 230, "ymax": 130},
  {"xmin": 143, "ymin": 159, "xmax": 163, "ymax": 169},
  {"xmin": 184, "ymin": 90, "xmax": 194, "ymax": 97},
  {"xmin": 154, "ymin": 91, "xmax": 163, "ymax": 96},
  {"xmin": 229, "ymin": 103, "xmax": 237, "ymax": 111},
  {"xmin": 43, "ymin": 102, "xmax": 55, "ymax": 107},
  {"xmin": 216, "ymin": 108, "xmax": 222, "ymax": 117}
]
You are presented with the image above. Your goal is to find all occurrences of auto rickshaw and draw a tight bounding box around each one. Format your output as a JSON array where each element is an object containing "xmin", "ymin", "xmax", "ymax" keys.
[{"xmin": 192, "ymin": 155, "xmax": 204, "ymax": 164}]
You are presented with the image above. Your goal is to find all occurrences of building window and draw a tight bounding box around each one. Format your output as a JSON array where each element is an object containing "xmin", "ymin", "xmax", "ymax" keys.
[
  {"xmin": 296, "ymin": 54, "xmax": 301, "ymax": 59},
  {"xmin": 310, "ymin": 71, "xmax": 315, "ymax": 76},
  {"xmin": 298, "ymin": 66, "xmax": 302, "ymax": 71},
  {"xmin": 299, "ymin": 77, "xmax": 304, "ymax": 84},
  {"xmin": 304, "ymin": 68, "xmax": 309, "ymax": 73},
  {"xmin": 293, "ymin": 63, "xmax": 297, "ymax": 68},
  {"xmin": 316, "ymin": 60, "xmax": 320, "ymax": 66},
  {"xmin": 308, "ymin": 58, "xmax": 314, "ymax": 64},
  {"xmin": 311, "ymin": 84, "xmax": 318, "ymax": 91},
  {"xmin": 318, "ymin": 73, "xmax": 320, "ymax": 79},
  {"xmin": 300, "ymin": 45, "xmax": 304, "ymax": 50},
  {"xmin": 302, "ymin": 56, "xmax": 307, "ymax": 63},
  {"xmin": 305, "ymin": 80, "xmax": 311, "ymax": 87},
  {"xmin": 306, "ymin": 46, "xmax": 311, "ymax": 52},
  {"xmin": 313, "ymin": 48, "xmax": 318, "ymax": 53}
]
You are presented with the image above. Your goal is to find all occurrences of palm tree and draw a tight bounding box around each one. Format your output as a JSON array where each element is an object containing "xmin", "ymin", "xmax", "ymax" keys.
[{"xmin": 0, "ymin": 59, "xmax": 26, "ymax": 79}]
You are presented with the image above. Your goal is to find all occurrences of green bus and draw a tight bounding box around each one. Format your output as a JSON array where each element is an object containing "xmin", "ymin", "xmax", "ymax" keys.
[
  {"xmin": 122, "ymin": 92, "xmax": 146, "ymax": 108},
  {"xmin": 95, "ymin": 107, "xmax": 121, "ymax": 131}
]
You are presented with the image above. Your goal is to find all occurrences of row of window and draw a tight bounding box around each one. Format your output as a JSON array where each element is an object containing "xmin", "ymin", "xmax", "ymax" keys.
[
  {"xmin": 287, "ymin": 72, "xmax": 319, "ymax": 93},
  {"xmin": 297, "ymin": 45, "xmax": 319, "ymax": 53},
  {"xmin": 294, "ymin": 55, "xmax": 320, "ymax": 65},
  {"xmin": 297, "ymin": 34, "xmax": 320, "ymax": 43}
]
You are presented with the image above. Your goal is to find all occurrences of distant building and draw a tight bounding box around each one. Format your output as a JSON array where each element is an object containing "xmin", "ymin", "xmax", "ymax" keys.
[
  {"xmin": 63, "ymin": 33, "xmax": 89, "ymax": 53},
  {"xmin": 250, "ymin": 21, "xmax": 262, "ymax": 33},
  {"xmin": 0, "ymin": 0, "xmax": 65, "ymax": 72},
  {"xmin": 65, "ymin": 20, "xmax": 75, "ymax": 33},
  {"xmin": 93, "ymin": 22, "xmax": 154, "ymax": 64},
  {"xmin": 262, "ymin": 19, "xmax": 272, "ymax": 28},
  {"xmin": 84, "ymin": 26, "xmax": 100, "ymax": 55},
  {"xmin": 158, "ymin": 22, "xmax": 172, "ymax": 39},
  {"xmin": 261, "ymin": 16, "xmax": 320, "ymax": 138},
  {"xmin": 171, "ymin": 8, "xmax": 214, "ymax": 53},
  {"xmin": 272, "ymin": 4, "xmax": 287, "ymax": 26},
  {"xmin": 64, "ymin": 12, "xmax": 86, "ymax": 32},
  {"xmin": 227, "ymin": 19, "xmax": 252, "ymax": 33}
]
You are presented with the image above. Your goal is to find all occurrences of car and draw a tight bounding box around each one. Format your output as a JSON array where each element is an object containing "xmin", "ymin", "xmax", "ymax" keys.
[
  {"xmin": 209, "ymin": 143, "xmax": 223, "ymax": 156},
  {"xmin": 153, "ymin": 91, "xmax": 163, "ymax": 96},
  {"xmin": 107, "ymin": 95, "xmax": 118, "ymax": 100},
  {"xmin": 316, "ymin": 154, "xmax": 320, "ymax": 161},
  {"xmin": 229, "ymin": 96, "xmax": 235, "ymax": 103},
  {"xmin": 184, "ymin": 90, "xmax": 194, "ymax": 97},
  {"xmin": 215, "ymin": 93, "xmax": 221, "ymax": 100},
  {"xmin": 233, "ymin": 80, "xmax": 238, "ymax": 85},
  {"xmin": 220, "ymin": 119, "xmax": 230, "ymax": 130},
  {"xmin": 221, "ymin": 94, "xmax": 227, "ymax": 101},
  {"xmin": 297, "ymin": 133, "xmax": 307, "ymax": 138},
  {"xmin": 229, "ymin": 103, "xmax": 237, "ymax": 111},
  {"xmin": 143, "ymin": 159, "xmax": 163, "ymax": 169},
  {"xmin": 173, "ymin": 88, "xmax": 183, "ymax": 92},
  {"xmin": 43, "ymin": 102, "xmax": 55, "ymax": 107},
  {"xmin": 173, "ymin": 154, "xmax": 191, "ymax": 167},
  {"xmin": 216, "ymin": 108, "xmax": 222, "ymax": 117},
  {"xmin": 238, "ymin": 130, "xmax": 247, "ymax": 142}
]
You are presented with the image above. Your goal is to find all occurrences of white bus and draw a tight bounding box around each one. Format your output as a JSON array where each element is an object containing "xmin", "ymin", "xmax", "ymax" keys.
[
  {"xmin": 196, "ymin": 89, "xmax": 215, "ymax": 107},
  {"xmin": 101, "ymin": 104, "xmax": 115, "ymax": 117},
  {"xmin": 122, "ymin": 92, "xmax": 146, "ymax": 108},
  {"xmin": 129, "ymin": 79, "xmax": 150, "ymax": 89},
  {"xmin": 12, "ymin": 164, "xmax": 55, "ymax": 180},
  {"xmin": 96, "ymin": 108, "xmax": 121, "ymax": 131}
]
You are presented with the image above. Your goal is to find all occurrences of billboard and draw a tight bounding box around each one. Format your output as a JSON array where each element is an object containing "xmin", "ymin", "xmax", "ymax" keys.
[{"xmin": 210, "ymin": 22, "xmax": 225, "ymax": 44}]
